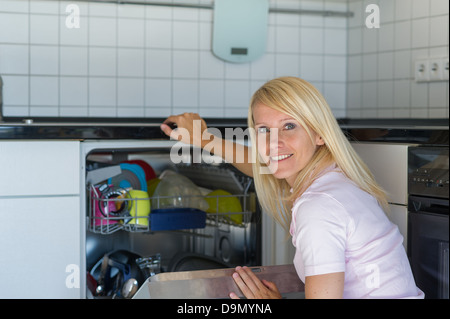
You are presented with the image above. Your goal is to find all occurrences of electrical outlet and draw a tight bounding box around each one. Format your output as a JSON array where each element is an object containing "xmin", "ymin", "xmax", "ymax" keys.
[
  {"xmin": 442, "ymin": 57, "xmax": 449, "ymax": 81},
  {"xmin": 429, "ymin": 58, "xmax": 443, "ymax": 81},
  {"xmin": 414, "ymin": 59, "xmax": 429, "ymax": 82}
]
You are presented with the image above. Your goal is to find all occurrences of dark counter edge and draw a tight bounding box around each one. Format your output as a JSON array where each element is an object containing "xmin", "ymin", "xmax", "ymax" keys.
[{"xmin": 0, "ymin": 117, "xmax": 448, "ymax": 145}]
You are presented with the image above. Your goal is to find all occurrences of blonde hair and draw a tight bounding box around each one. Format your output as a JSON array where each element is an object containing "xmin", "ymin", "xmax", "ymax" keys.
[{"xmin": 248, "ymin": 77, "xmax": 389, "ymax": 231}]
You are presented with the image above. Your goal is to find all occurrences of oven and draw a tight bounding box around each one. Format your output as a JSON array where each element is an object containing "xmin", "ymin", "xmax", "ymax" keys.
[{"xmin": 408, "ymin": 146, "xmax": 449, "ymax": 299}]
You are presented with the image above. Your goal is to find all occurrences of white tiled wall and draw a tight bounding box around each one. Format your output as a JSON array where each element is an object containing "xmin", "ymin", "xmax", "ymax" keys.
[
  {"xmin": 347, "ymin": 0, "xmax": 449, "ymax": 119},
  {"xmin": 0, "ymin": 0, "xmax": 348, "ymax": 119},
  {"xmin": 1, "ymin": 0, "xmax": 448, "ymax": 120}
]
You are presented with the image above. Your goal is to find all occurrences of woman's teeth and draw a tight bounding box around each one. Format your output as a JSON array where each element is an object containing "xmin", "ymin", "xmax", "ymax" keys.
[{"xmin": 270, "ymin": 154, "xmax": 293, "ymax": 161}]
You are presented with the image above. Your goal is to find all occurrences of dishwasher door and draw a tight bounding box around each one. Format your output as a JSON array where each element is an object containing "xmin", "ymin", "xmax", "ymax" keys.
[{"xmin": 80, "ymin": 139, "xmax": 261, "ymax": 298}]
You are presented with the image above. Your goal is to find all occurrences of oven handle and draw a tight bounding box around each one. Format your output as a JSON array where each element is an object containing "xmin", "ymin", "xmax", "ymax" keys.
[
  {"xmin": 408, "ymin": 195, "xmax": 449, "ymax": 215},
  {"xmin": 439, "ymin": 242, "xmax": 449, "ymax": 299}
]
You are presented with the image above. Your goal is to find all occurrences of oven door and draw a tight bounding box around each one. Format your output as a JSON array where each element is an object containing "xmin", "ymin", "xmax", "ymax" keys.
[{"xmin": 408, "ymin": 195, "xmax": 449, "ymax": 299}]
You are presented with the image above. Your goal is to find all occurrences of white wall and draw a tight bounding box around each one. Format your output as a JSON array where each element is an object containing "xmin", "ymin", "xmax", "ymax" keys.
[
  {"xmin": 0, "ymin": 0, "xmax": 347, "ymax": 119},
  {"xmin": 1, "ymin": 0, "xmax": 447, "ymax": 121},
  {"xmin": 347, "ymin": 0, "xmax": 449, "ymax": 119}
]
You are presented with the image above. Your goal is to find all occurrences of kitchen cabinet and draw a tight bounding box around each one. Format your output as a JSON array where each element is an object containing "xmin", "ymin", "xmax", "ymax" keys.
[
  {"xmin": 351, "ymin": 142, "xmax": 415, "ymax": 251},
  {"xmin": 0, "ymin": 141, "xmax": 82, "ymax": 298}
]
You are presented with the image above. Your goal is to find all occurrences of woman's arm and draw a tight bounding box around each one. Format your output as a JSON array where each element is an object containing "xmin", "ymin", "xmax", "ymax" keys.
[
  {"xmin": 160, "ymin": 113, "xmax": 253, "ymax": 177},
  {"xmin": 304, "ymin": 272, "xmax": 344, "ymax": 299},
  {"xmin": 229, "ymin": 266, "xmax": 344, "ymax": 299}
]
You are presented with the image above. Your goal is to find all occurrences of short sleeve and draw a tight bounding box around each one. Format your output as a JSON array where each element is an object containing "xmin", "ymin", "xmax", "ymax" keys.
[{"xmin": 292, "ymin": 194, "xmax": 349, "ymax": 277}]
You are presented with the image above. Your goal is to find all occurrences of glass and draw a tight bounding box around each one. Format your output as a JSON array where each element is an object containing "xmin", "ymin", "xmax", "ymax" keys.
[{"xmin": 136, "ymin": 254, "xmax": 161, "ymax": 278}]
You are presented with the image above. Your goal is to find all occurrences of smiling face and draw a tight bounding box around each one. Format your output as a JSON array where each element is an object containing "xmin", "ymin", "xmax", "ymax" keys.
[{"xmin": 253, "ymin": 103, "xmax": 324, "ymax": 187}]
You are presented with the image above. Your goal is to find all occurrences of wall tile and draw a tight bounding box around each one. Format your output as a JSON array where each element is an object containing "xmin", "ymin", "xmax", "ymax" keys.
[
  {"xmin": 89, "ymin": 77, "xmax": 116, "ymax": 107},
  {"xmin": 59, "ymin": 15, "xmax": 88, "ymax": 46},
  {"xmin": 250, "ymin": 53, "xmax": 275, "ymax": 81},
  {"xmin": 411, "ymin": 18, "xmax": 429, "ymax": 49},
  {"xmin": 173, "ymin": 50, "xmax": 198, "ymax": 78},
  {"xmin": 30, "ymin": 76, "xmax": 58, "ymax": 106},
  {"xmin": 0, "ymin": 44, "xmax": 28, "ymax": 74},
  {"xmin": 394, "ymin": 20, "xmax": 411, "ymax": 50},
  {"xmin": 0, "ymin": 0, "xmax": 29, "ymax": 13},
  {"xmin": 275, "ymin": 54, "xmax": 299, "ymax": 78},
  {"xmin": 324, "ymin": 56, "xmax": 346, "ymax": 82},
  {"xmin": 1, "ymin": 75, "xmax": 28, "ymax": 106},
  {"xmin": 173, "ymin": 79, "xmax": 198, "ymax": 107},
  {"xmin": 276, "ymin": 25, "xmax": 300, "ymax": 53},
  {"xmin": 225, "ymin": 80, "xmax": 250, "ymax": 108},
  {"xmin": 145, "ymin": 49, "xmax": 171, "ymax": 78},
  {"xmin": 145, "ymin": 79, "xmax": 171, "ymax": 107},
  {"xmin": 117, "ymin": 48, "xmax": 145, "ymax": 77},
  {"xmin": 30, "ymin": 14, "xmax": 59, "ymax": 45},
  {"xmin": 118, "ymin": 18, "xmax": 145, "ymax": 47},
  {"xmin": 89, "ymin": 47, "xmax": 116, "ymax": 77},
  {"xmin": 60, "ymin": 77, "xmax": 88, "ymax": 106},
  {"xmin": 61, "ymin": 47, "xmax": 88, "ymax": 76},
  {"xmin": 0, "ymin": 13, "xmax": 28, "ymax": 44},
  {"xmin": 89, "ymin": 17, "xmax": 117, "ymax": 47},
  {"xmin": 199, "ymin": 79, "xmax": 224, "ymax": 108},
  {"xmin": 199, "ymin": 51, "xmax": 225, "ymax": 79},
  {"xmin": 30, "ymin": 46, "xmax": 59, "ymax": 75},
  {"xmin": 430, "ymin": 15, "xmax": 449, "ymax": 47},
  {"xmin": 300, "ymin": 27, "xmax": 324, "ymax": 54},
  {"xmin": 117, "ymin": 78, "xmax": 144, "ymax": 107},
  {"xmin": 173, "ymin": 21, "xmax": 199, "ymax": 50}
]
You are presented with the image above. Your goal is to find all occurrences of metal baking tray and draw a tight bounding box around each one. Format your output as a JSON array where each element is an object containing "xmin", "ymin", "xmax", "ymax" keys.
[{"xmin": 133, "ymin": 264, "xmax": 304, "ymax": 299}]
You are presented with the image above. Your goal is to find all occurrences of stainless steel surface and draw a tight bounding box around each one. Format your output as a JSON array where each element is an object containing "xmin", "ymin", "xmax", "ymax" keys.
[
  {"xmin": 408, "ymin": 146, "xmax": 449, "ymax": 199},
  {"xmin": 133, "ymin": 264, "xmax": 304, "ymax": 299}
]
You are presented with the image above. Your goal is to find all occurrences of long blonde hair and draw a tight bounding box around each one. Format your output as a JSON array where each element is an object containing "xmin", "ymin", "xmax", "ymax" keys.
[{"xmin": 248, "ymin": 77, "xmax": 389, "ymax": 231}]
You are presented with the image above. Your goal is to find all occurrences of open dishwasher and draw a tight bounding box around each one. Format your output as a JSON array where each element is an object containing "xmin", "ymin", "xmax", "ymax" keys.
[{"xmin": 80, "ymin": 139, "xmax": 262, "ymax": 298}]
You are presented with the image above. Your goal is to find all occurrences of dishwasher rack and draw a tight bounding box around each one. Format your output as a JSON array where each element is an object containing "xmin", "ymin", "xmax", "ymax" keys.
[
  {"xmin": 86, "ymin": 164, "xmax": 256, "ymax": 235},
  {"xmin": 87, "ymin": 189, "xmax": 255, "ymax": 235}
]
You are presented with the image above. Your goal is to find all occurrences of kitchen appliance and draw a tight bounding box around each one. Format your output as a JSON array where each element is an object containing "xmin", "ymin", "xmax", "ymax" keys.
[
  {"xmin": 212, "ymin": 0, "xmax": 269, "ymax": 63},
  {"xmin": 81, "ymin": 139, "xmax": 261, "ymax": 298},
  {"xmin": 352, "ymin": 140, "xmax": 449, "ymax": 299},
  {"xmin": 407, "ymin": 146, "xmax": 449, "ymax": 299},
  {"xmin": 351, "ymin": 142, "xmax": 415, "ymax": 250},
  {"xmin": 133, "ymin": 264, "xmax": 304, "ymax": 299}
]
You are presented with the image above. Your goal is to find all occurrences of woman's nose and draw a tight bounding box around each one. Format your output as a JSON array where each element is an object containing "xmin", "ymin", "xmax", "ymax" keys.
[{"xmin": 268, "ymin": 128, "xmax": 282, "ymax": 153}]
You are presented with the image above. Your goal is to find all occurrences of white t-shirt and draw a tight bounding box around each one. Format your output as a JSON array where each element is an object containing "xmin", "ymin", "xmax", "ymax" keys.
[{"xmin": 290, "ymin": 166, "xmax": 424, "ymax": 299}]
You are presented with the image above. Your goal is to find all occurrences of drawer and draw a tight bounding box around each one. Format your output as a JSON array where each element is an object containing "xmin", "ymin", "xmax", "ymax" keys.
[{"xmin": 0, "ymin": 141, "xmax": 80, "ymax": 196}]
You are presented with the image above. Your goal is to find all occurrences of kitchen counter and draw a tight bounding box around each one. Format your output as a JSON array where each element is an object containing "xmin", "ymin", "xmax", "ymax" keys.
[
  {"xmin": 0, "ymin": 117, "xmax": 250, "ymax": 140},
  {"xmin": 0, "ymin": 117, "xmax": 448, "ymax": 145}
]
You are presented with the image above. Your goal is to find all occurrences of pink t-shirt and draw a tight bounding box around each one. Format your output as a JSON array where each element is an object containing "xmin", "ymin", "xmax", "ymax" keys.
[{"xmin": 290, "ymin": 166, "xmax": 424, "ymax": 299}]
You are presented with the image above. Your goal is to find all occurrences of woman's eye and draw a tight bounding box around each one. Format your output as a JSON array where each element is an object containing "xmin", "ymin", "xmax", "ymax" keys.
[
  {"xmin": 284, "ymin": 123, "xmax": 296, "ymax": 130},
  {"xmin": 257, "ymin": 127, "xmax": 269, "ymax": 134}
]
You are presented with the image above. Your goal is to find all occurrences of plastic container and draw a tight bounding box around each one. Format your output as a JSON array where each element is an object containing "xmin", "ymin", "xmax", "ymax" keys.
[{"xmin": 150, "ymin": 208, "xmax": 206, "ymax": 231}]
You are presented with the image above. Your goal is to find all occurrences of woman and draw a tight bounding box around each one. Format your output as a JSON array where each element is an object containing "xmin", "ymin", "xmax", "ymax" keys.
[{"xmin": 160, "ymin": 77, "xmax": 424, "ymax": 299}]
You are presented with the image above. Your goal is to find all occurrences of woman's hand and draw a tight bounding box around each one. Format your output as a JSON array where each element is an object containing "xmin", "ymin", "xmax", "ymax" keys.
[
  {"xmin": 161, "ymin": 113, "xmax": 254, "ymax": 177},
  {"xmin": 160, "ymin": 113, "xmax": 211, "ymax": 148},
  {"xmin": 229, "ymin": 266, "xmax": 282, "ymax": 299}
]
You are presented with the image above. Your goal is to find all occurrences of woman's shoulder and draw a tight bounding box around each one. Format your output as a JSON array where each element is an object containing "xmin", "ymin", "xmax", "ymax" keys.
[
  {"xmin": 307, "ymin": 168, "xmax": 357, "ymax": 194},
  {"xmin": 292, "ymin": 169, "xmax": 362, "ymax": 213}
]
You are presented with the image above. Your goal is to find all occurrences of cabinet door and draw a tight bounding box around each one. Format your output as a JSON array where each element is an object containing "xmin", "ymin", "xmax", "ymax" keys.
[
  {"xmin": 0, "ymin": 196, "xmax": 81, "ymax": 298},
  {"xmin": 351, "ymin": 143, "xmax": 410, "ymax": 205},
  {"xmin": 0, "ymin": 141, "xmax": 80, "ymax": 196},
  {"xmin": 385, "ymin": 204, "xmax": 408, "ymax": 251}
]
